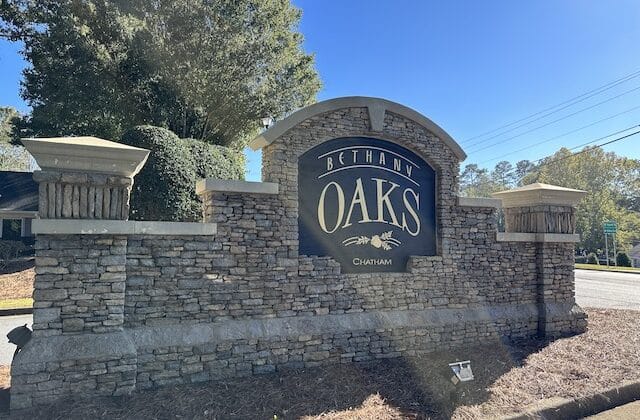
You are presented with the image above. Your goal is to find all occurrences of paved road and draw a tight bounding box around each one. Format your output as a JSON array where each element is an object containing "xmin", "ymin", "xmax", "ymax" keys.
[
  {"xmin": 0, "ymin": 314, "xmax": 32, "ymax": 365},
  {"xmin": 575, "ymin": 269, "xmax": 640, "ymax": 310}
]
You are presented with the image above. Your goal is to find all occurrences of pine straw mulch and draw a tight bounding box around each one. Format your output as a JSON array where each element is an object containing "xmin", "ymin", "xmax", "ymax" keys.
[
  {"xmin": 0, "ymin": 259, "xmax": 34, "ymax": 300},
  {"xmin": 2, "ymin": 308, "xmax": 639, "ymax": 419}
]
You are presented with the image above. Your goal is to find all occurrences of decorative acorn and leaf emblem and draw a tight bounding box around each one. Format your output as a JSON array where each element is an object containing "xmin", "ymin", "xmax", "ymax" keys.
[{"xmin": 342, "ymin": 231, "xmax": 401, "ymax": 251}]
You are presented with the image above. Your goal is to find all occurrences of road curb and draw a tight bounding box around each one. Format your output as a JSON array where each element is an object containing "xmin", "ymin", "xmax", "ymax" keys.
[
  {"xmin": 0, "ymin": 307, "xmax": 33, "ymax": 317},
  {"xmin": 575, "ymin": 266, "xmax": 640, "ymax": 275},
  {"xmin": 505, "ymin": 381, "xmax": 640, "ymax": 419}
]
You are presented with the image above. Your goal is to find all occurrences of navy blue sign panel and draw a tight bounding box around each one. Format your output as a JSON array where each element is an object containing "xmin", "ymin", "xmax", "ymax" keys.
[{"xmin": 298, "ymin": 137, "xmax": 436, "ymax": 273}]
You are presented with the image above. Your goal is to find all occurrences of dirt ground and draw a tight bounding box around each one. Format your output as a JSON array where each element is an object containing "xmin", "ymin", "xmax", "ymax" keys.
[
  {"xmin": 0, "ymin": 259, "xmax": 34, "ymax": 301},
  {"xmin": 0, "ymin": 308, "xmax": 637, "ymax": 419}
]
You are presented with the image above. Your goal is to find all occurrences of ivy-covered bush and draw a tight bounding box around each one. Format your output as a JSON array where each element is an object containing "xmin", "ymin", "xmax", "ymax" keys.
[{"xmin": 121, "ymin": 126, "xmax": 244, "ymax": 221}]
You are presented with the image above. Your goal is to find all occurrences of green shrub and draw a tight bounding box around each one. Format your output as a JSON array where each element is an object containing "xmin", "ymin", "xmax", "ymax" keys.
[
  {"xmin": 616, "ymin": 252, "xmax": 632, "ymax": 267},
  {"xmin": 0, "ymin": 240, "xmax": 26, "ymax": 269},
  {"xmin": 1, "ymin": 219, "xmax": 22, "ymax": 241},
  {"xmin": 586, "ymin": 253, "xmax": 598, "ymax": 265},
  {"xmin": 121, "ymin": 126, "xmax": 244, "ymax": 221}
]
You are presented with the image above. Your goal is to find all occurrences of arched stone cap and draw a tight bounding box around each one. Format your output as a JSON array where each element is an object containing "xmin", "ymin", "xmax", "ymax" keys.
[{"xmin": 248, "ymin": 96, "xmax": 467, "ymax": 160}]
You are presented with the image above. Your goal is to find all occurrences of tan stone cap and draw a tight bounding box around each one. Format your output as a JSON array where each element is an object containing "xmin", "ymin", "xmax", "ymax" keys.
[
  {"xmin": 22, "ymin": 136, "xmax": 150, "ymax": 177},
  {"xmin": 492, "ymin": 183, "xmax": 586, "ymax": 208},
  {"xmin": 32, "ymin": 219, "xmax": 216, "ymax": 236},
  {"xmin": 248, "ymin": 96, "xmax": 467, "ymax": 160},
  {"xmin": 196, "ymin": 179, "xmax": 279, "ymax": 195}
]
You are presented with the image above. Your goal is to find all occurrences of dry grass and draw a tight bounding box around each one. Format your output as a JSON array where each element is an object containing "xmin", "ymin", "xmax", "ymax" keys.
[
  {"xmin": 1, "ymin": 309, "xmax": 638, "ymax": 419},
  {"xmin": 0, "ymin": 299, "xmax": 33, "ymax": 310},
  {"xmin": 0, "ymin": 259, "xmax": 34, "ymax": 301},
  {"xmin": 576, "ymin": 264, "xmax": 640, "ymax": 274}
]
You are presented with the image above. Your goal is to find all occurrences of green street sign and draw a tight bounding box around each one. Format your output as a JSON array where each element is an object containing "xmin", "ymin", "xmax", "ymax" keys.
[{"xmin": 603, "ymin": 221, "xmax": 617, "ymax": 234}]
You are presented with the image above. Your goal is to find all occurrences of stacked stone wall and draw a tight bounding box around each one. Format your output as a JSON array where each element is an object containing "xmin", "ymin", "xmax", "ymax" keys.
[{"xmin": 32, "ymin": 235, "xmax": 128, "ymax": 335}]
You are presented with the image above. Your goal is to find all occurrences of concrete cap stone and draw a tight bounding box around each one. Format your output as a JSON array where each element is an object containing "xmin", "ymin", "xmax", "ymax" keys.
[
  {"xmin": 32, "ymin": 219, "xmax": 217, "ymax": 236},
  {"xmin": 492, "ymin": 183, "xmax": 587, "ymax": 208},
  {"xmin": 458, "ymin": 197, "xmax": 502, "ymax": 208},
  {"xmin": 21, "ymin": 136, "xmax": 150, "ymax": 177},
  {"xmin": 196, "ymin": 179, "xmax": 279, "ymax": 195}
]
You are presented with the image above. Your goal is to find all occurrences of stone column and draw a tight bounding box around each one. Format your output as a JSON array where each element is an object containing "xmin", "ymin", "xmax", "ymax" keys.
[
  {"xmin": 10, "ymin": 137, "xmax": 149, "ymax": 409},
  {"xmin": 493, "ymin": 183, "xmax": 588, "ymax": 337}
]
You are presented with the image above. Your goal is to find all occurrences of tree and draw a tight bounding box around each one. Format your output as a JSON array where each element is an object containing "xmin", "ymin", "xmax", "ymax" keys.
[
  {"xmin": 0, "ymin": 106, "xmax": 19, "ymax": 143},
  {"xmin": 0, "ymin": 144, "xmax": 30, "ymax": 171},
  {"xmin": 0, "ymin": 0, "xmax": 321, "ymax": 148},
  {"xmin": 514, "ymin": 160, "xmax": 535, "ymax": 185},
  {"xmin": 460, "ymin": 164, "xmax": 497, "ymax": 197},
  {"xmin": 490, "ymin": 160, "xmax": 515, "ymax": 190}
]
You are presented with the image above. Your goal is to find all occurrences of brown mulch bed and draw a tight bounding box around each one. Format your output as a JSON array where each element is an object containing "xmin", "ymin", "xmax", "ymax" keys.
[
  {"xmin": 0, "ymin": 259, "xmax": 34, "ymax": 300},
  {"xmin": 1, "ymin": 309, "xmax": 638, "ymax": 419}
]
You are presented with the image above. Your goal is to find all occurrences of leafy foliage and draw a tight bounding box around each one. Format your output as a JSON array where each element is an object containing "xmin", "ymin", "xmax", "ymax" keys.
[
  {"xmin": 120, "ymin": 125, "xmax": 244, "ymax": 221},
  {"xmin": 0, "ymin": 144, "xmax": 30, "ymax": 171},
  {"xmin": 587, "ymin": 253, "xmax": 598, "ymax": 265},
  {"xmin": 0, "ymin": 106, "xmax": 20, "ymax": 144},
  {"xmin": 0, "ymin": 0, "xmax": 321, "ymax": 148}
]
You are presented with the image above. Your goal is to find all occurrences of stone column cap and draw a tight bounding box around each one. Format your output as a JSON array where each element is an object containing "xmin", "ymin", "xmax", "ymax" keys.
[
  {"xmin": 492, "ymin": 183, "xmax": 586, "ymax": 208},
  {"xmin": 22, "ymin": 136, "xmax": 150, "ymax": 177},
  {"xmin": 196, "ymin": 179, "xmax": 279, "ymax": 195}
]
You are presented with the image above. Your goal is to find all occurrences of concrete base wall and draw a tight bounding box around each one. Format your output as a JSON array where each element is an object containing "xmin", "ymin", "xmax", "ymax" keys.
[{"xmin": 12, "ymin": 301, "xmax": 585, "ymax": 409}]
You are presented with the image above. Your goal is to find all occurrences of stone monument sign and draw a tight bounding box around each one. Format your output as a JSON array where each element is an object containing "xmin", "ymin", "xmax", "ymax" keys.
[{"xmin": 10, "ymin": 97, "xmax": 587, "ymax": 410}]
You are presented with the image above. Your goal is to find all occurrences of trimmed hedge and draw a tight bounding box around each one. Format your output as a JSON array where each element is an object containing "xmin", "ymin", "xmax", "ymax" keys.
[
  {"xmin": 121, "ymin": 126, "xmax": 244, "ymax": 221},
  {"xmin": 616, "ymin": 252, "xmax": 632, "ymax": 267},
  {"xmin": 586, "ymin": 253, "xmax": 598, "ymax": 265}
]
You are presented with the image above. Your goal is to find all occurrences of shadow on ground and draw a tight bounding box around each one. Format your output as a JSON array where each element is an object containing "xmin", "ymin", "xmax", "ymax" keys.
[
  {"xmin": 0, "ymin": 258, "xmax": 34, "ymax": 276},
  {"xmin": 1, "ymin": 339, "xmax": 550, "ymax": 419}
]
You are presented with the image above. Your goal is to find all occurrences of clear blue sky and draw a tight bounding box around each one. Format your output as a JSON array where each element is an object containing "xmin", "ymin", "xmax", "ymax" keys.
[{"xmin": 2, "ymin": 1, "xmax": 640, "ymax": 181}]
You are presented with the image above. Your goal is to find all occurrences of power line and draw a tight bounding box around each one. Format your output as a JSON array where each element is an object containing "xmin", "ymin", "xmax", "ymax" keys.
[
  {"xmin": 518, "ymin": 129, "xmax": 640, "ymax": 180},
  {"xmin": 566, "ymin": 127, "xmax": 640, "ymax": 152},
  {"xmin": 462, "ymin": 68, "xmax": 640, "ymax": 144},
  {"xmin": 466, "ymin": 84, "xmax": 640, "ymax": 154},
  {"xmin": 470, "ymin": 124, "xmax": 640, "ymax": 181},
  {"xmin": 479, "ymin": 105, "xmax": 640, "ymax": 164}
]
